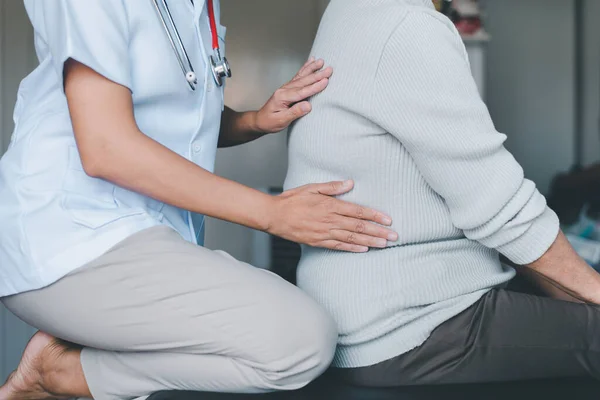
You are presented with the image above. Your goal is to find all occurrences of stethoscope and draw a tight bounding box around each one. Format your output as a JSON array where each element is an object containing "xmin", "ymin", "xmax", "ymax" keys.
[{"xmin": 151, "ymin": 0, "xmax": 232, "ymax": 91}]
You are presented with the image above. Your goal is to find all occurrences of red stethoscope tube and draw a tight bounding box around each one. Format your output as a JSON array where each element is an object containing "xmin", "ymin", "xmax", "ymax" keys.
[
  {"xmin": 207, "ymin": 0, "xmax": 220, "ymax": 52},
  {"xmin": 205, "ymin": 0, "xmax": 231, "ymax": 87}
]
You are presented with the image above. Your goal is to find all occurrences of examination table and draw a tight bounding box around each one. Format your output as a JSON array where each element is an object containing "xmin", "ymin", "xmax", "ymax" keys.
[{"xmin": 147, "ymin": 374, "xmax": 600, "ymax": 400}]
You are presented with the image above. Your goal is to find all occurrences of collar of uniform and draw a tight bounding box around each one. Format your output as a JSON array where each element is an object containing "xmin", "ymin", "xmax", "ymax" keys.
[{"xmin": 193, "ymin": 0, "xmax": 206, "ymax": 20}]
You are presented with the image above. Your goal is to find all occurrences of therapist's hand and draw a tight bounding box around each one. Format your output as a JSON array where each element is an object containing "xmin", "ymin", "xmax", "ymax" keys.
[
  {"xmin": 253, "ymin": 57, "xmax": 333, "ymax": 134},
  {"xmin": 267, "ymin": 180, "xmax": 398, "ymax": 253}
]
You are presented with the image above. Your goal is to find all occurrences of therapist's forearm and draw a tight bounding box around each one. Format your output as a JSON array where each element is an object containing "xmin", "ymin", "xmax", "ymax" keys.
[
  {"xmin": 218, "ymin": 107, "xmax": 266, "ymax": 148},
  {"xmin": 64, "ymin": 59, "xmax": 398, "ymax": 253},
  {"xmin": 85, "ymin": 129, "xmax": 273, "ymax": 231}
]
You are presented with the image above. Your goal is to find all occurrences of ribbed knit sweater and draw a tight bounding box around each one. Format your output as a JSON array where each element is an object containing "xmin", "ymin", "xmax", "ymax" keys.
[{"xmin": 284, "ymin": 0, "xmax": 560, "ymax": 368}]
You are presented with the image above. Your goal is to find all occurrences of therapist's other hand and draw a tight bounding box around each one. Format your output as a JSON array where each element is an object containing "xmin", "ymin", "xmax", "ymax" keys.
[
  {"xmin": 254, "ymin": 57, "xmax": 333, "ymax": 134},
  {"xmin": 268, "ymin": 180, "xmax": 398, "ymax": 253}
]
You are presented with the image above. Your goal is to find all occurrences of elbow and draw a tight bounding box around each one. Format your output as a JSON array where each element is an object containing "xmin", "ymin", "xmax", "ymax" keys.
[
  {"xmin": 76, "ymin": 128, "xmax": 142, "ymax": 181},
  {"xmin": 74, "ymin": 126, "xmax": 139, "ymax": 180},
  {"xmin": 81, "ymin": 158, "xmax": 103, "ymax": 179},
  {"xmin": 80, "ymin": 154, "xmax": 105, "ymax": 179},
  {"xmin": 75, "ymin": 128, "xmax": 141, "ymax": 180},
  {"xmin": 78, "ymin": 144, "xmax": 112, "ymax": 179}
]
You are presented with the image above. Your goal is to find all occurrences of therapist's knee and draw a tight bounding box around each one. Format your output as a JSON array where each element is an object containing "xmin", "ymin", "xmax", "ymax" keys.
[{"xmin": 256, "ymin": 289, "xmax": 337, "ymax": 390}]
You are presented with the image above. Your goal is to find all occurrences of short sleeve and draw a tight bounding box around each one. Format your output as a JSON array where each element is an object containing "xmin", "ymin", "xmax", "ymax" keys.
[{"xmin": 25, "ymin": 0, "xmax": 132, "ymax": 90}]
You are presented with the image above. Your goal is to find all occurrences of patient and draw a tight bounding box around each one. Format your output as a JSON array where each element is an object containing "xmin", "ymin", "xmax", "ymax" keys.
[{"xmin": 284, "ymin": 0, "xmax": 600, "ymax": 386}]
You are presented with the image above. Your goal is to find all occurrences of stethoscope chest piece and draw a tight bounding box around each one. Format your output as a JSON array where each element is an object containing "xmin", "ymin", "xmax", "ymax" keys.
[
  {"xmin": 153, "ymin": 0, "xmax": 232, "ymax": 90},
  {"xmin": 210, "ymin": 54, "xmax": 232, "ymax": 87},
  {"xmin": 186, "ymin": 72, "xmax": 197, "ymax": 85}
]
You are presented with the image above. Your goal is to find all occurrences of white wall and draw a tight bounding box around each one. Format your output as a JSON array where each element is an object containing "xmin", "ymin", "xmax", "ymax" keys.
[
  {"xmin": 204, "ymin": 0, "xmax": 324, "ymax": 260},
  {"xmin": 582, "ymin": 0, "xmax": 600, "ymax": 166},
  {"xmin": 485, "ymin": 0, "xmax": 576, "ymax": 194},
  {"xmin": 0, "ymin": 1, "xmax": 37, "ymax": 154},
  {"xmin": 317, "ymin": 0, "xmax": 330, "ymax": 18}
]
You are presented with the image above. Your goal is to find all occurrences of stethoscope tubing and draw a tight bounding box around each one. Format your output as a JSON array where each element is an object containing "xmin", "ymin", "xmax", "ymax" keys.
[
  {"xmin": 151, "ymin": 0, "xmax": 197, "ymax": 90},
  {"xmin": 152, "ymin": 0, "xmax": 230, "ymax": 91}
]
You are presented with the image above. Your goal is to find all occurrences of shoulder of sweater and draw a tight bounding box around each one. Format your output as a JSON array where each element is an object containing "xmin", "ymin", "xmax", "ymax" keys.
[
  {"xmin": 369, "ymin": 4, "xmax": 472, "ymax": 115},
  {"xmin": 383, "ymin": 4, "xmax": 462, "ymax": 49},
  {"xmin": 375, "ymin": 6, "xmax": 467, "ymax": 72}
]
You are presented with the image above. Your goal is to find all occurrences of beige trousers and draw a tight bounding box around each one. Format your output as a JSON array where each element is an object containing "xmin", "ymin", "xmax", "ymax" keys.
[{"xmin": 3, "ymin": 226, "xmax": 337, "ymax": 400}]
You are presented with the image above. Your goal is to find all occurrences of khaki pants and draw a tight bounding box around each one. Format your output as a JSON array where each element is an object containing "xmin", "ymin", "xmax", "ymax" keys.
[{"xmin": 3, "ymin": 226, "xmax": 337, "ymax": 400}]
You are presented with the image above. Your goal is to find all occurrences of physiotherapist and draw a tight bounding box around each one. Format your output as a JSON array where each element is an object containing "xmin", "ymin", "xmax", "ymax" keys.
[{"xmin": 0, "ymin": 1, "xmax": 398, "ymax": 399}]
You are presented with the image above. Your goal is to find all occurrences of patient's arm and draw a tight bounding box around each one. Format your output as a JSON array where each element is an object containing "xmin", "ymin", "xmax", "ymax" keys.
[
  {"xmin": 371, "ymin": 13, "xmax": 557, "ymax": 268},
  {"xmin": 513, "ymin": 266, "xmax": 584, "ymax": 303},
  {"xmin": 518, "ymin": 232, "xmax": 600, "ymax": 304},
  {"xmin": 369, "ymin": 11, "xmax": 600, "ymax": 303}
]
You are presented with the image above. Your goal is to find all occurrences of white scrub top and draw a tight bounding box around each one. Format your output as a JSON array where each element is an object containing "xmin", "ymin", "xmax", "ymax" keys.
[{"xmin": 0, "ymin": 0, "xmax": 226, "ymax": 297}]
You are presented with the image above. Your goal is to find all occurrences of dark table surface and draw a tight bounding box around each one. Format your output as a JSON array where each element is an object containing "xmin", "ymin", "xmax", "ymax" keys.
[{"xmin": 147, "ymin": 375, "xmax": 600, "ymax": 400}]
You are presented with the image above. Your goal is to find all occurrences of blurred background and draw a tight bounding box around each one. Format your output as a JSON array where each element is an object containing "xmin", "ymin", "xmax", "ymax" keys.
[{"xmin": 1, "ymin": 0, "xmax": 600, "ymax": 382}]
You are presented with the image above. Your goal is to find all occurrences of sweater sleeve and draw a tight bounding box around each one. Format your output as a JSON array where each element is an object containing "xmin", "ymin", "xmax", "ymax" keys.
[{"xmin": 371, "ymin": 11, "xmax": 559, "ymax": 265}]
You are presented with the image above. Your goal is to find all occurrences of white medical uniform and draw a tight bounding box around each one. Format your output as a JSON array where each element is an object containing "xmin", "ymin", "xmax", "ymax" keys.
[{"xmin": 0, "ymin": 0, "xmax": 226, "ymax": 297}]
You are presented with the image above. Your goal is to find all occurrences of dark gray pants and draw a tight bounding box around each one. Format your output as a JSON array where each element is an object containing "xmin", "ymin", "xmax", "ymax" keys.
[{"xmin": 333, "ymin": 281, "xmax": 600, "ymax": 386}]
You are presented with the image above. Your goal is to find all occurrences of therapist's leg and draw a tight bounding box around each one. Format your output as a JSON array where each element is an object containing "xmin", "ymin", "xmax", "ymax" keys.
[
  {"xmin": 333, "ymin": 287, "xmax": 600, "ymax": 386},
  {"xmin": 1, "ymin": 226, "xmax": 337, "ymax": 399}
]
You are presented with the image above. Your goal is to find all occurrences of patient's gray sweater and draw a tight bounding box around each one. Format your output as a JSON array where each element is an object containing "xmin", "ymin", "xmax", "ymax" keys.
[{"xmin": 284, "ymin": 0, "xmax": 559, "ymax": 368}]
